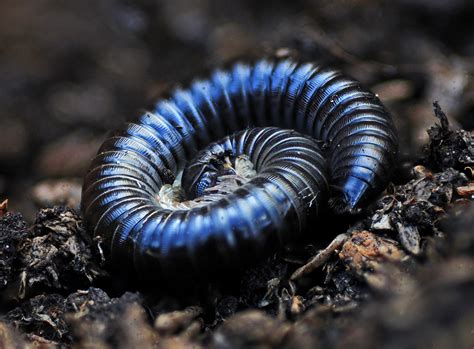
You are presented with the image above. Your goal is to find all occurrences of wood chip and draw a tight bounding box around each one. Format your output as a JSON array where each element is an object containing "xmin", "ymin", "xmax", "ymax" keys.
[{"xmin": 456, "ymin": 182, "xmax": 474, "ymax": 198}]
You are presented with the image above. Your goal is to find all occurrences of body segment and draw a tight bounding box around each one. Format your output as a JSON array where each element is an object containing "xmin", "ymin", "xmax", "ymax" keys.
[{"xmin": 81, "ymin": 59, "xmax": 398, "ymax": 281}]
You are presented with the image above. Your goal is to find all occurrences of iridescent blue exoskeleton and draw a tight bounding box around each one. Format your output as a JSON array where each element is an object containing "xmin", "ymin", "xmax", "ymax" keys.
[{"xmin": 81, "ymin": 59, "xmax": 398, "ymax": 282}]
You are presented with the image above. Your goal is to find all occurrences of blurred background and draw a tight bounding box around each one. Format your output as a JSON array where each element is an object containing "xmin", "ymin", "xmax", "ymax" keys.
[{"xmin": 1, "ymin": 0, "xmax": 473, "ymax": 220}]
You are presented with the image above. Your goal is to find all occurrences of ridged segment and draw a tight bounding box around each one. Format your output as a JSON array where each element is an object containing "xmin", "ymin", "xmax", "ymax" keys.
[{"xmin": 81, "ymin": 59, "xmax": 398, "ymax": 281}]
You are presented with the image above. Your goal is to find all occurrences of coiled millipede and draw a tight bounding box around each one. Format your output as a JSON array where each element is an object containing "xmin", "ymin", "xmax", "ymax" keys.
[{"xmin": 81, "ymin": 59, "xmax": 398, "ymax": 282}]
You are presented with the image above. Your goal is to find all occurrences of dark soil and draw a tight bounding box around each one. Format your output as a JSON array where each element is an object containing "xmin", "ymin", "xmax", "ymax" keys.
[{"xmin": 0, "ymin": 1, "xmax": 473, "ymax": 348}]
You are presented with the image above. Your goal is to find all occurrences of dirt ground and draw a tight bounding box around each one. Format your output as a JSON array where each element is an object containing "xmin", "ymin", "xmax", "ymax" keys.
[{"xmin": 0, "ymin": 0, "xmax": 473, "ymax": 348}]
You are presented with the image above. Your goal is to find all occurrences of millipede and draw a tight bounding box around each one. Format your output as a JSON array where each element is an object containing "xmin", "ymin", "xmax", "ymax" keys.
[{"xmin": 81, "ymin": 59, "xmax": 398, "ymax": 282}]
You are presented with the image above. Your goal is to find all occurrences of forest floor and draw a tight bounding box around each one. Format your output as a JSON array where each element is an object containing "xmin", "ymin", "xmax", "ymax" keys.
[{"xmin": 0, "ymin": 1, "xmax": 473, "ymax": 348}]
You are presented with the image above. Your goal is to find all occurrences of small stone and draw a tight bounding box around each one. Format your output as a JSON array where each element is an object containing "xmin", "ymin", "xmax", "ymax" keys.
[
  {"xmin": 412, "ymin": 165, "xmax": 432, "ymax": 179},
  {"xmin": 290, "ymin": 296, "xmax": 305, "ymax": 316},
  {"xmin": 31, "ymin": 179, "xmax": 82, "ymax": 211},
  {"xmin": 395, "ymin": 222, "xmax": 421, "ymax": 255},
  {"xmin": 371, "ymin": 213, "xmax": 392, "ymax": 230}
]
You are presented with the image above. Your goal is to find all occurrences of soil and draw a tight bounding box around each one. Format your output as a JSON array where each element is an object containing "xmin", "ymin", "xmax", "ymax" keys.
[{"xmin": 0, "ymin": 1, "xmax": 473, "ymax": 348}]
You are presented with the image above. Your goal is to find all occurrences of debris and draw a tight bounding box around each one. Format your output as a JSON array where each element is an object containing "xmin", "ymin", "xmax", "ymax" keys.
[
  {"xmin": 338, "ymin": 231, "xmax": 407, "ymax": 270},
  {"xmin": 17, "ymin": 207, "xmax": 106, "ymax": 298},
  {"xmin": 5, "ymin": 293, "xmax": 70, "ymax": 343},
  {"xmin": 369, "ymin": 167, "xmax": 468, "ymax": 255},
  {"xmin": 0, "ymin": 212, "xmax": 28, "ymax": 293},
  {"xmin": 0, "ymin": 199, "xmax": 8, "ymax": 217},
  {"xmin": 456, "ymin": 182, "xmax": 474, "ymax": 198},
  {"xmin": 239, "ymin": 256, "xmax": 288, "ymax": 309},
  {"xmin": 423, "ymin": 102, "xmax": 474, "ymax": 173},
  {"xmin": 0, "ymin": 1, "xmax": 474, "ymax": 348},
  {"xmin": 395, "ymin": 222, "xmax": 421, "ymax": 255},
  {"xmin": 338, "ymin": 231, "xmax": 412, "ymax": 292},
  {"xmin": 67, "ymin": 290, "xmax": 154, "ymax": 349},
  {"xmin": 291, "ymin": 234, "xmax": 349, "ymax": 280}
]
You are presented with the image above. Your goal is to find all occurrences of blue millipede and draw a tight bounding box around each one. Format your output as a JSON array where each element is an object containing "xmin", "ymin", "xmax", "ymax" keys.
[{"xmin": 81, "ymin": 59, "xmax": 398, "ymax": 281}]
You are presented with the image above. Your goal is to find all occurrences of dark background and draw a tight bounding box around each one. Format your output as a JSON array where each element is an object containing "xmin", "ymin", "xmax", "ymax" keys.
[{"xmin": 1, "ymin": 0, "xmax": 473, "ymax": 219}]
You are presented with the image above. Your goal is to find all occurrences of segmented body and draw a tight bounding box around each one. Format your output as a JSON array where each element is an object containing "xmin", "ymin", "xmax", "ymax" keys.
[{"xmin": 81, "ymin": 59, "xmax": 398, "ymax": 281}]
